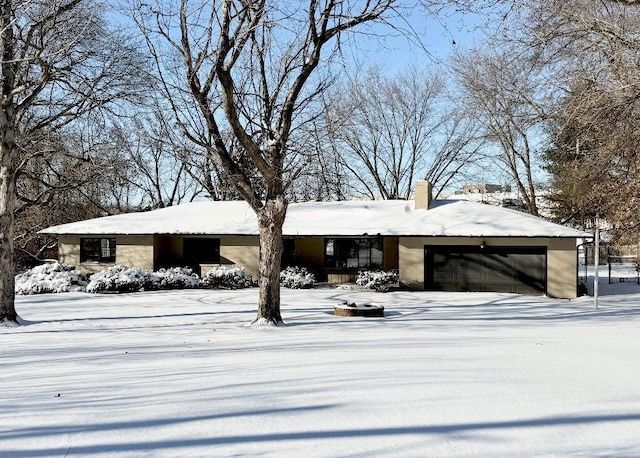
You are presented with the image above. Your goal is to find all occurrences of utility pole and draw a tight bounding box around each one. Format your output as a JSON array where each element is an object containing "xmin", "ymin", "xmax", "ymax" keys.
[{"xmin": 577, "ymin": 137, "xmax": 599, "ymax": 309}]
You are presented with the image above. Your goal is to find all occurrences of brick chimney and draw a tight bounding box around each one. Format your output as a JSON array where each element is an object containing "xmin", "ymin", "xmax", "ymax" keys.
[{"xmin": 414, "ymin": 180, "xmax": 433, "ymax": 210}]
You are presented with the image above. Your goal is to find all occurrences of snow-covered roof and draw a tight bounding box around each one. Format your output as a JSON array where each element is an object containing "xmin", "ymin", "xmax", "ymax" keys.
[{"xmin": 40, "ymin": 199, "xmax": 590, "ymax": 238}]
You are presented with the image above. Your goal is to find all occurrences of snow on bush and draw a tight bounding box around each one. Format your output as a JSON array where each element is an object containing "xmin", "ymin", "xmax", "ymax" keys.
[
  {"xmin": 202, "ymin": 265, "xmax": 254, "ymax": 289},
  {"xmin": 280, "ymin": 266, "xmax": 315, "ymax": 289},
  {"xmin": 17, "ymin": 263, "xmax": 202, "ymax": 295},
  {"xmin": 356, "ymin": 270, "xmax": 399, "ymax": 292},
  {"xmin": 156, "ymin": 267, "xmax": 201, "ymax": 289},
  {"xmin": 15, "ymin": 262, "xmax": 90, "ymax": 295},
  {"xmin": 86, "ymin": 265, "xmax": 158, "ymax": 293}
]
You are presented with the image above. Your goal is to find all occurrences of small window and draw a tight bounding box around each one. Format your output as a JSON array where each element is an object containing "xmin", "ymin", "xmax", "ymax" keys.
[{"xmin": 80, "ymin": 238, "xmax": 116, "ymax": 263}]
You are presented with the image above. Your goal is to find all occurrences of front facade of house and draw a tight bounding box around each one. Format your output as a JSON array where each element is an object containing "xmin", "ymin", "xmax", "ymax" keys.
[
  {"xmin": 43, "ymin": 182, "xmax": 589, "ymax": 299},
  {"xmin": 58, "ymin": 233, "xmax": 399, "ymax": 283}
]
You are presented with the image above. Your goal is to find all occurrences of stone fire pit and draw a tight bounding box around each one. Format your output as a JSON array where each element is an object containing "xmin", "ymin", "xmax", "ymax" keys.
[{"xmin": 334, "ymin": 301, "xmax": 384, "ymax": 317}]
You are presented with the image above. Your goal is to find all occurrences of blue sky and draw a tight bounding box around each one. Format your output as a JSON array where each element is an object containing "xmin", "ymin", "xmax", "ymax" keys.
[{"xmin": 353, "ymin": 5, "xmax": 489, "ymax": 74}]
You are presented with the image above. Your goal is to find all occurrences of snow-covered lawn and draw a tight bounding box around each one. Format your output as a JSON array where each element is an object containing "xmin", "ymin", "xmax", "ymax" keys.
[{"xmin": 2, "ymin": 284, "xmax": 640, "ymax": 457}]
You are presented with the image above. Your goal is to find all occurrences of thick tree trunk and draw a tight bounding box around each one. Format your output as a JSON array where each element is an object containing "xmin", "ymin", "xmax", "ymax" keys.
[
  {"xmin": 254, "ymin": 196, "xmax": 287, "ymax": 325},
  {"xmin": 0, "ymin": 141, "xmax": 17, "ymax": 323},
  {"xmin": 0, "ymin": 0, "xmax": 18, "ymax": 323}
]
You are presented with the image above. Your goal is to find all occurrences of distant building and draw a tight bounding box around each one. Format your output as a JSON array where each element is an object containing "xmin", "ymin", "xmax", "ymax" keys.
[{"xmin": 463, "ymin": 184, "xmax": 512, "ymax": 194}]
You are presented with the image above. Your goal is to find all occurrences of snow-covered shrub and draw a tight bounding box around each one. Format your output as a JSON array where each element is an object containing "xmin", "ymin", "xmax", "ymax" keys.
[
  {"xmin": 86, "ymin": 265, "xmax": 158, "ymax": 293},
  {"xmin": 356, "ymin": 270, "xmax": 399, "ymax": 292},
  {"xmin": 156, "ymin": 267, "xmax": 201, "ymax": 289},
  {"xmin": 202, "ymin": 265, "xmax": 254, "ymax": 289},
  {"xmin": 15, "ymin": 262, "xmax": 90, "ymax": 295},
  {"xmin": 280, "ymin": 266, "xmax": 315, "ymax": 289}
]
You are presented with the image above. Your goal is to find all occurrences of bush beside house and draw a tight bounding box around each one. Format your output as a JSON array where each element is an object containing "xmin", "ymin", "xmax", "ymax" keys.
[
  {"xmin": 356, "ymin": 270, "xmax": 399, "ymax": 292},
  {"xmin": 201, "ymin": 266, "xmax": 254, "ymax": 289},
  {"xmin": 16, "ymin": 263, "xmax": 209, "ymax": 295},
  {"xmin": 16, "ymin": 263, "xmax": 400, "ymax": 295},
  {"xmin": 15, "ymin": 262, "xmax": 90, "ymax": 295},
  {"xmin": 156, "ymin": 267, "xmax": 201, "ymax": 289},
  {"xmin": 86, "ymin": 265, "xmax": 158, "ymax": 293},
  {"xmin": 280, "ymin": 266, "xmax": 316, "ymax": 289}
]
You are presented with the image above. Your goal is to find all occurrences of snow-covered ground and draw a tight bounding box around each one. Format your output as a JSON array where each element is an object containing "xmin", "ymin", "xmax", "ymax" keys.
[{"xmin": 2, "ymin": 283, "xmax": 639, "ymax": 457}]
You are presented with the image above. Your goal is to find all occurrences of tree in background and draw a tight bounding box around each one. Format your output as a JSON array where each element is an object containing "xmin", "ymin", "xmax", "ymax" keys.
[
  {"xmin": 320, "ymin": 66, "xmax": 481, "ymax": 200},
  {"xmin": 544, "ymin": 84, "xmax": 640, "ymax": 242},
  {"xmin": 452, "ymin": 46, "xmax": 548, "ymax": 215},
  {"xmin": 521, "ymin": 0, "xmax": 640, "ymax": 239},
  {"xmin": 1, "ymin": 0, "xmax": 144, "ymax": 324},
  {"xmin": 285, "ymin": 114, "xmax": 350, "ymax": 201},
  {"xmin": 14, "ymin": 126, "xmax": 120, "ymax": 266},
  {"xmin": 108, "ymin": 111, "xmax": 201, "ymax": 210}
]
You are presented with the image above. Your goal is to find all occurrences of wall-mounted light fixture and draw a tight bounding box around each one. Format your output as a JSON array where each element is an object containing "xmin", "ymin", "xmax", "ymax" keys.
[{"xmin": 480, "ymin": 240, "xmax": 487, "ymax": 250}]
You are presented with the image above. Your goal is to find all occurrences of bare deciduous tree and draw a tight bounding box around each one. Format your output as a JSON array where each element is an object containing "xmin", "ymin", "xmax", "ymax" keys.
[
  {"xmin": 324, "ymin": 66, "xmax": 481, "ymax": 200},
  {"xmin": 13, "ymin": 130, "xmax": 126, "ymax": 266},
  {"xmin": 109, "ymin": 111, "xmax": 204, "ymax": 210},
  {"xmin": 286, "ymin": 117, "xmax": 350, "ymax": 201},
  {"xmin": 1, "ymin": 0, "xmax": 144, "ymax": 324},
  {"xmin": 452, "ymin": 47, "xmax": 548, "ymax": 215},
  {"xmin": 135, "ymin": 0, "xmax": 400, "ymax": 325}
]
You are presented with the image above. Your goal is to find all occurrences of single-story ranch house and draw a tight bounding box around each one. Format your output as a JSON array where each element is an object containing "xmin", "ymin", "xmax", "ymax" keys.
[{"xmin": 41, "ymin": 181, "xmax": 590, "ymax": 299}]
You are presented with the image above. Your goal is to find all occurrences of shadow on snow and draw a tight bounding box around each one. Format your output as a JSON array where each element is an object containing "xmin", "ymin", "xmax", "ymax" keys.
[{"xmin": 3, "ymin": 411, "xmax": 640, "ymax": 456}]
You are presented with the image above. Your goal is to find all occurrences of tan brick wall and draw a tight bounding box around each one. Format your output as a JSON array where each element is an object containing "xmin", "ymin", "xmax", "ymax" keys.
[
  {"xmin": 220, "ymin": 236, "xmax": 260, "ymax": 280},
  {"xmin": 547, "ymin": 238, "xmax": 578, "ymax": 299},
  {"xmin": 58, "ymin": 235, "xmax": 154, "ymax": 273},
  {"xmin": 58, "ymin": 235, "xmax": 81, "ymax": 267},
  {"xmin": 398, "ymin": 237, "xmax": 428, "ymax": 289},
  {"xmin": 115, "ymin": 236, "xmax": 154, "ymax": 270},
  {"xmin": 399, "ymin": 236, "xmax": 578, "ymax": 299}
]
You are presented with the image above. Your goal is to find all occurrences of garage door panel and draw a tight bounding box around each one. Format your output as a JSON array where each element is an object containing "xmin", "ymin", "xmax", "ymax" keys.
[{"xmin": 425, "ymin": 246, "xmax": 546, "ymax": 295}]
